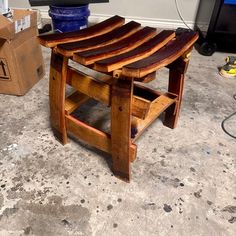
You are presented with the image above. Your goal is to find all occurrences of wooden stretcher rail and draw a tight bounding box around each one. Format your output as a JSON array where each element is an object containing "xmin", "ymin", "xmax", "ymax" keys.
[
  {"xmin": 65, "ymin": 91, "xmax": 90, "ymax": 115},
  {"xmin": 65, "ymin": 68, "xmax": 156, "ymax": 120},
  {"xmin": 66, "ymin": 115, "xmax": 137, "ymax": 162},
  {"xmin": 94, "ymin": 30, "xmax": 175, "ymax": 72},
  {"xmin": 73, "ymin": 27, "xmax": 157, "ymax": 65},
  {"xmin": 38, "ymin": 15, "xmax": 125, "ymax": 48},
  {"xmin": 122, "ymin": 31, "xmax": 199, "ymax": 78},
  {"xmin": 132, "ymin": 93, "xmax": 177, "ymax": 141},
  {"xmin": 66, "ymin": 67, "xmax": 111, "ymax": 106},
  {"xmin": 56, "ymin": 21, "xmax": 141, "ymax": 57}
]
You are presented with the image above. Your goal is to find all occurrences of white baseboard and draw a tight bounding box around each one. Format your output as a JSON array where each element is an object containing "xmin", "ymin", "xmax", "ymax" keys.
[{"xmin": 40, "ymin": 10, "xmax": 207, "ymax": 30}]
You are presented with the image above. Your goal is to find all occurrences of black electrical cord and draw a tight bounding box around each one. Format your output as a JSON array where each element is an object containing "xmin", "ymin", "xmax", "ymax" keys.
[
  {"xmin": 175, "ymin": 0, "xmax": 192, "ymax": 30},
  {"xmin": 221, "ymin": 94, "xmax": 236, "ymax": 139}
]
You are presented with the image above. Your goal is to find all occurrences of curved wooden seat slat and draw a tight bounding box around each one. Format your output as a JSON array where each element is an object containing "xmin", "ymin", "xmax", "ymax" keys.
[
  {"xmin": 56, "ymin": 21, "xmax": 141, "ymax": 57},
  {"xmin": 38, "ymin": 15, "xmax": 125, "ymax": 48},
  {"xmin": 122, "ymin": 31, "xmax": 199, "ymax": 78},
  {"xmin": 94, "ymin": 30, "xmax": 175, "ymax": 73},
  {"xmin": 73, "ymin": 27, "xmax": 157, "ymax": 65}
]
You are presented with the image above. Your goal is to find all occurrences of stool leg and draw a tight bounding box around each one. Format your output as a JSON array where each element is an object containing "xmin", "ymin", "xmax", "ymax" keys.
[
  {"xmin": 164, "ymin": 57, "xmax": 189, "ymax": 129},
  {"xmin": 111, "ymin": 79, "xmax": 133, "ymax": 182},
  {"xmin": 49, "ymin": 52, "xmax": 68, "ymax": 144}
]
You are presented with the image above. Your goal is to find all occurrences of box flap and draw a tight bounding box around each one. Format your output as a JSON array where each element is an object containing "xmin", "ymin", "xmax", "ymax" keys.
[
  {"xmin": 0, "ymin": 16, "xmax": 15, "ymax": 40},
  {"xmin": 0, "ymin": 9, "xmax": 37, "ymax": 40}
]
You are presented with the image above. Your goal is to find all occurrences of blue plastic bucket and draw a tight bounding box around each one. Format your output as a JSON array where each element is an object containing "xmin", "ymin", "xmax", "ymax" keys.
[{"xmin": 49, "ymin": 5, "xmax": 90, "ymax": 33}]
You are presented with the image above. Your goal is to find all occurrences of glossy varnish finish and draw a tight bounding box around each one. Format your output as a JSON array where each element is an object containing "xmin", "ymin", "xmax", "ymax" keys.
[
  {"xmin": 73, "ymin": 27, "xmax": 157, "ymax": 65},
  {"xmin": 38, "ymin": 16, "xmax": 198, "ymax": 182},
  {"xmin": 95, "ymin": 30, "xmax": 176, "ymax": 72},
  {"xmin": 56, "ymin": 21, "xmax": 141, "ymax": 57},
  {"xmin": 38, "ymin": 15, "xmax": 125, "ymax": 47}
]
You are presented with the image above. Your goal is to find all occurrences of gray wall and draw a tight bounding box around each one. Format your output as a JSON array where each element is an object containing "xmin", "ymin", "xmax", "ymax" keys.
[
  {"xmin": 9, "ymin": 0, "xmax": 198, "ymax": 20},
  {"xmin": 8, "ymin": 0, "xmax": 214, "ymax": 25},
  {"xmin": 90, "ymin": 0, "xmax": 200, "ymax": 22}
]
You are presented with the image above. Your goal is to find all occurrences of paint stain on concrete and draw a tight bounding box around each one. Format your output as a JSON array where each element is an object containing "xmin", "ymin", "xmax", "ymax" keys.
[
  {"xmin": 222, "ymin": 205, "xmax": 236, "ymax": 213},
  {"xmin": 152, "ymin": 148, "xmax": 157, "ymax": 153},
  {"xmin": 23, "ymin": 226, "xmax": 33, "ymax": 235},
  {"xmin": 207, "ymin": 200, "xmax": 213, "ymax": 206},
  {"xmin": 142, "ymin": 203, "xmax": 156, "ymax": 211},
  {"xmin": 228, "ymin": 216, "xmax": 236, "ymax": 224},
  {"xmin": 80, "ymin": 199, "xmax": 85, "ymax": 204},
  {"xmin": 48, "ymin": 195, "xmax": 63, "ymax": 205},
  {"xmin": 0, "ymin": 200, "xmax": 91, "ymax": 236},
  {"xmin": 160, "ymin": 160, "xmax": 167, "ymax": 167},
  {"xmin": 0, "ymin": 194, "xmax": 3, "ymax": 210},
  {"xmin": 117, "ymin": 198, "xmax": 122, "ymax": 203},
  {"xmin": 6, "ymin": 189, "xmax": 36, "ymax": 201},
  {"xmin": 194, "ymin": 189, "xmax": 202, "ymax": 198},
  {"xmin": 163, "ymin": 204, "xmax": 172, "ymax": 213},
  {"xmin": 0, "ymin": 207, "xmax": 19, "ymax": 220},
  {"xmin": 107, "ymin": 204, "xmax": 113, "ymax": 210},
  {"xmin": 150, "ymin": 173, "xmax": 181, "ymax": 188}
]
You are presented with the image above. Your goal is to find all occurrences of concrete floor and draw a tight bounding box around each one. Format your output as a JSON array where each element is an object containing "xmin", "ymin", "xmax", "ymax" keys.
[{"xmin": 0, "ymin": 46, "xmax": 236, "ymax": 236}]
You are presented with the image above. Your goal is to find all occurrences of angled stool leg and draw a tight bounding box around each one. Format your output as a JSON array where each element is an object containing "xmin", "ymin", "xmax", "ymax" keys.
[
  {"xmin": 49, "ymin": 52, "xmax": 68, "ymax": 144},
  {"xmin": 111, "ymin": 78, "xmax": 133, "ymax": 182},
  {"xmin": 164, "ymin": 54, "xmax": 190, "ymax": 129}
]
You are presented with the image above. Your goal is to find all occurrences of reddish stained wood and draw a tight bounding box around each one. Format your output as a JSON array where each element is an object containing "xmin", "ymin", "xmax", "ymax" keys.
[
  {"xmin": 111, "ymin": 79, "xmax": 134, "ymax": 182},
  {"xmin": 66, "ymin": 114, "xmax": 137, "ymax": 162},
  {"xmin": 94, "ymin": 30, "xmax": 175, "ymax": 72},
  {"xmin": 163, "ymin": 58, "xmax": 189, "ymax": 129},
  {"xmin": 73, "ymin": 27, "xmax": 157, "ymax": 65},
  {"xmin": 65, "ymin": 91, "xmax": 90, "ymax": 115},
  {"xmin": 49, "ymin": 52, "xmax": 68, "ymax": 144},
  {"xmin": 122, "ymin": 31, "xmax": 198, "ymax": 78},
  {"xmin": 132, "ymin": 94, "xmax": 176, "ymax": 141},
  {"xmin": 41, "ymin": 16, "xmax": 199, "ymax": 182},
  {"xmin": 38, "ymin": 15, "xmax": 125, "ymax": 48},
  {"xmin": 56, "ymin": 21, "xmax": 141, "ymax": 57}
]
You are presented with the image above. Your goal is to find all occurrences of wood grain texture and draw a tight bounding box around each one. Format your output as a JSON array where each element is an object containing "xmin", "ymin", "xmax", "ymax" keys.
[
  {"xmin": 66, "ymin": 67, "xmax": 153, "ymax": 118},
  {"xmin": 66, "ymin": 114, "xmax": 111, "ymax": 153},
  {"xmin": 94, "ymin": 30, "xmax": 175, "ymax": 72},
  {"xmin": 132, "ymin": 93, "xmax": 176, "ymax": 141},
  {"xmin": 65, "ymin": 91, "xmax": 90, "ymax": 115},
  {"xmin": 66, "ymin": 67, "xmax": 111, "ymax": 106},
  {"xmin": 38, "ymin": 15, "xmax": 125, "ymax": 48},
  {"xmin": 66, "ymin": 115, "xmax": 137, "ymax": 162},
  {"xmin": 122, "ymin": 31, "xmax": 198, "ymax": 78},
  {"xmin": 163, "ymin": 58, "xmax": 189, "ymax": 129},
  {"xmin": 132, "ymin": 96, "xmax": 151, "ymax": 120},
  {"xmin": 56, "ymin": 21, "xmax": 141, "ymax": 57},
  {"xmin": 111, "ymin": 79, "xmax": 134, "ymax": 182},
  {"xmin": 49, "ymin": 52, "xmax": 68, "ymax": 144},
  {"xmin": 73, "ymin": 27, "xmax": 157, "ymax": 65}
]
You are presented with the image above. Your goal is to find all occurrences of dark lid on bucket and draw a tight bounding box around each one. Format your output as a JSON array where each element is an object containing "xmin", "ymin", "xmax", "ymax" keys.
[{"xmin": 29, "ymin": 0, "xmax": 109, "ymax": 6}]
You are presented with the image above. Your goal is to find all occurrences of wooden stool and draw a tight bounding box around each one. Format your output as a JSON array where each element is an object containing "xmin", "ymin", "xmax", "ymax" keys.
[{"xmin": 38, "ymin": 16, "xmax": 198, "ymax": 182}]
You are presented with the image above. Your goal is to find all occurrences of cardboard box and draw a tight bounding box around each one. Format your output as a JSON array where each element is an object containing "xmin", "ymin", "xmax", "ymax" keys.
[{"xmin": 0, "ymin": 9, "xmax": 44, "ymax": 95}]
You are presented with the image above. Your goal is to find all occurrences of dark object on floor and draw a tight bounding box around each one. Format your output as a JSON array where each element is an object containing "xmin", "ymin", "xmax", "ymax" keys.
[
  {"xmin": 29, "ymin": 0, "xmax": 109, "ymax": 6},
  {"xmin": 195, "ymin": 29, "xmax": 217, "ymax": 56},
  {"xmin": 195, "ymin": 0, "xmax": 236, "ymax": 55},
  {"xmin": 38, "ymin": 24, "xmax": 52, "ymax": 34},
  {"xmin": 219, "ymin": 56, "xmax": 236, "ymax": 78},
  {"xmin": 175, "ymin": 27, "xmax": 193, "ymax": 36}
]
